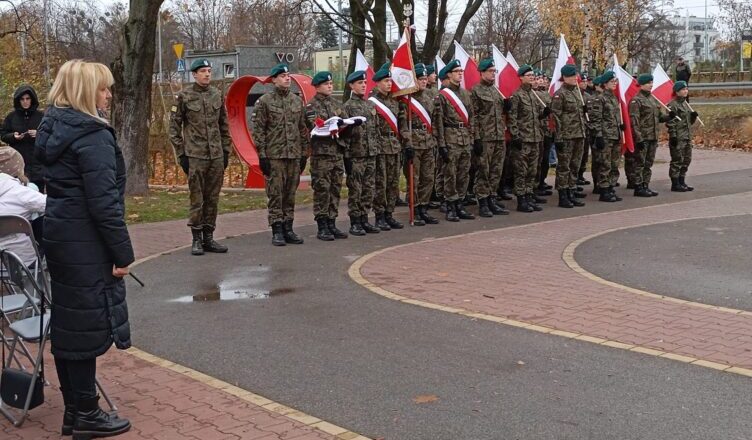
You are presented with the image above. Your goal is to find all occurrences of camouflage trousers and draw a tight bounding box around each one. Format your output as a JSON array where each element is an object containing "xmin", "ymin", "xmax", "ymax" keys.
[
  {"xmin": 500, "ymin": 140, "xmax": 514, "ymax": 191},
  {"xmin": 624, "ymin": 150, "xmax": 636, "ymax": 185},
  {"xmin": 512, "ymin": 142, "xmax": 540, "ymax": 196},
  {"xmin": 669, "ymin": 139, "xmax": 692, "ymax": 179},
  {"xmin": 374, "ymin": 153, "xmax": 400, "ymax": 214},
  {"xmin": 311, "ymin": 154, "xmax": 344, "ymax": 220},
  {"xmin": 188, "ymin": 157, "xmax": 224, "ymax": 230},
  {"xmin": 443, "ymin": 145, "xmax": 472, "ymax": 202},
  {"xmin": 408, "ymin": 148, "xmax": 436, "ymax": 206},
  {"xmin": 578, "ymin": 136, "xmax": 592, "ymax": 177},
  {"xmin": 609, "ymin": 141, "xmax": 622, "ymax": 186},
  {"xmin": 473, "ymin": 140, "xmax": 505, "ymax": 199},
  {"xmin": 537, "ymin": 136, "xmax": 554, "ymax": 186},
  {"xmin": 555, "ymin": 138, "xmax": 584, "ymax": 190},
  {"xmin": 633, "ymin": 140, "xmax": 657, "ymax": 185},
  {"xmin": 592, "ymin": 140, "xmax": 620, "ymax": 189},
  {"xmin": 265, "ymin": 158, "xmax": 301, "ymax": 226},
  {"xmin": 346, "ymin": 156, "xmax": 376, "ymax": 218},
  {"xmin": 434, "ymin": 151, "xmax": 444, "ymax": 198}
]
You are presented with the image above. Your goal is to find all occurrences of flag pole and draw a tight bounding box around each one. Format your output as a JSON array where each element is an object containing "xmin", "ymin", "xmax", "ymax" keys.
[
  {"xmin": 651, "ymin": 94, "xmax": 682, "ymax": 121},
  {"xmin": 685, "ymin": 101, "xmax": 705, "ymax": 127},
  {"xmin": 403, "ymin": 17, "xmax": 415, "ymax": 226}
]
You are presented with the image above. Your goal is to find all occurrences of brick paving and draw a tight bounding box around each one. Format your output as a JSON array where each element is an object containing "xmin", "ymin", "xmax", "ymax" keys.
[{"xmin": 2, "ymin": 146, "xmax": 750, "ymax": 438}]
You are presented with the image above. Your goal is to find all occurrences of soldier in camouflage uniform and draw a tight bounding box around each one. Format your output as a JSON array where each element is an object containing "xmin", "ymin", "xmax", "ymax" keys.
[
  {"xmin": 471, "ymin": 58, "xmax": 510, "ymax": 217},
  {"xmin": 589, "ymin": 71, "xmax": 623, "ymax": 202},
  {"xmin": 426, "ymin": 64, "xmax": 438, "ymax": 97},
  {"xmin": 535, "ymin": 70, "xmax": 554, "ymax": 197},
  {"xmin": 551, "ymin": 64, "xmax": 587, "ymax": 208},
  {"xmin": 666, "ymin": 80, "xmax": 698, "ymax": 192},
  {"xmin": 169, "ymin": 58, "xmax": 231, "ymax": 255},
  {"xmin": 343, "ymin": 70, "xmax": 380, "ymax": 235},
  {"xmin": 508, "ymin": 64, "xmax": 548, "ymax": 213},
  {"xmin": 435, "ymin": 59, "xmax": 476, "ymax": 222},
  {"xmin": 435, "ymin": 70, "xmax": 451, "ymax": 213},
  {"xmin": 370, "ymin": 63, "xmax": 410, "ymax": 230},
  {"xmin": 306, "ymin": 71, "xmax": 350, "ymax": 240},
  {"xmin": 629, "ymin": 73, "xmax": 675, "ymax": 197},
  {"xmin": 251, "ymin": 63, "xmax": 309, "ymax": 246},
  {"xmin": 576, "ymin": 74, "xmax": 594, "ymax": 187},
  {"xmin": 404, "ymin": 64, "xmax": 439, "ymax": 226}
]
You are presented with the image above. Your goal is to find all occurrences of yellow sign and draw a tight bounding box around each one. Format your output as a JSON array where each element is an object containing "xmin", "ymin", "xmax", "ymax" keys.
[
  {"xmin": 744, "ymin": 42, "xmax": 752, "ymax": 59},
  {"xmin": 173, "ymin": 43, "xmax": 184, "ymax": 59}
]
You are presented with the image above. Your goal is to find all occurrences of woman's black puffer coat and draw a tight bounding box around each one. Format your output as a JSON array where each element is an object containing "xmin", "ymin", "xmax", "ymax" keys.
[{"xmin": 35, "ymin": 106, "xmax": 134, "ymax": 360}]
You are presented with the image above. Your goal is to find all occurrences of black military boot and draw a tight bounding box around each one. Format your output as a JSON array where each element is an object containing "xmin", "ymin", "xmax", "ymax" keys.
[
  {"xmin": 202, "ymin": 226, "xmax": 228, "ymax": 253},
  {"xmin": 572, "ymin": 188, "xmax": 587, "ymax": 198},
  {"xmin": 412, "ymin": 207, "xmax": 426, "ymax": 226},
  {"xmin": 531, "ymin": 193, "xmax": 547, "ymax": 204},
  {"xmin": 535, "ymin": 186, "xmax": 553, "ymax": 196},
  {"xmin": 569, "ymin": 189, "xmax": 585, "ymax": 207},
  {"xmin": 283, "ymin": 220, "xmax": 304, "ymax": 244},
  {"xmin": 419, "ymin": 205, "xmax": 439, "ymax": 224},
  {"xmin": 385, "ymin": 212, "xmax": 404, "ymax": 229},
  {"xmin": 593, "ymin": 186, "xmax": 603, "ymax": 195},
  {"xmin": 530, "ymin": 194, "xmax": 544, "ymax": 211},
  {"xmin": 517, "ymin": 195, "xmax": 533, "ymax": 212},
  {"xmin": 316, "ymin": 218, "xmax": 335, "ymax": 241},
  {"xmin": 576, "ymin": 176, "xmax": 590, "ymax": 185},
  {"xmin": 646, "ymin": 184, "xmax": 659, "ymax": 196},
  {"xmin": 361, "ymin": 214, "xmax": 380, "ymax": 233},
  {"xmin": 671, "ymin": 177, "xmax": 684, "ymax": 192},
  {"xmin": 328, "ymin": 218, "xmax": 348, "ymax": 238},
  {"xmin": 456, "ymin": 200, "xmax": 476, "ymax": 219},
  {"xmin": 498, "ymin": 187, "xmax": 514, "ymax": 200},
  {"xmin": 488, "ymin": 196, "xmax": 509, "ymax": 215},
  {"xmin": 349, "ymin": 215, "xmax": 366, "ymax": 236},
  {"xmin": 626, "ymin": 181, "xmax": 636, "ymax": 190},
  {"xmin": 634, "ymin": 183, "xmax": 652, "ymax": 197},
  {"xmin": 558, "ymin": 190, "xmax": 574, "ymax": 208},
  {"xmin": 463, "ymin": 193, "xmax": 477, "ymax": 206},
  {"xmin": 375, "ymin": 213, "xmax": 391, "ymax": 231},
  {"xmin": 191, "ymin": 228, "xmax": 204, "ymax": 256},
  {"xmin": 271, "ymin": 222, "xmax": 286, "ymax": 246},
  {"xmin": 445, "ymin": 201, "xmax": 459, "ymax": 222},
  {"xmin": 439, "ymin": 200, "xmax": 448, "ymax": 213},
  {"xmin": 395, "ymin": 196, "xmax": 409, "ymax": 207},
  {"xmin": 72, "ymin": 396, "xmax": 131, "ymax": 439},
  {"xmin": 609, "ymin": 186, "xmax": 623, "ymax": 201},
  {"xmin": 680, "ymin": 176, "xmax": 694, "ymax": 191},
  {"xmin": 478, "ymin": 198, "xmax": 493, "ymax": 218},
  {"xmin": 599, "ymin": 189, "xmax": 617, "ymax": 202}
]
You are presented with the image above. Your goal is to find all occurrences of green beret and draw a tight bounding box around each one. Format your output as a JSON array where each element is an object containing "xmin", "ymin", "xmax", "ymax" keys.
[
  {"xmin": 560, "ymin": 64, "xmax": 577, "ymax": 78},
  {"xmin": 347, "ymin": 70, "xmax": 367, "ymax": 84},
  {"xmin": 673, "ymin": 80, "xmax": 688, "ymax": 92},
  {"xmin": 600, "ymin": 70, "xmax": 615, "ymax": 84},
  {"xmin": 378, "ymin": 62, "xmax": 391, "ymax": 72},
  {"xmin": 517, "ymin": 64, "xmax": 533, "ymax": 76},
  {"xmin": 478, "ymin": 58, "xmax": 495, "ymax": 72},
  {"xmin": 425, "ymin": 64, "xmax": 435, "ymax": 75},
  {"xmin": 637, "ymin": 73, "xmax": 653, "ymax": 85},
  {"xmin": 190, "ymin": 59, "xmax": 211, "ymax": 72},
  {"xmin": 415, "ymin": 64, "xmax": 427, "ymax": 78},
  {"xmin": 373, "ymin": 66, "xmax": 391, "ymax": 82},
  {"xmin": 270, "ymin": 63, "xmax": 289, "ymax": 77},
  {"xmin": 592, "ymin": 75, "xmax": 602, "ymax": 86},
  {"xmin": 438, "ymin": 65, "xmax": 450, "ymax": 80},
  {"xmin": 312, "ymin": 71, "xmax": 333, "ymax": 86}
]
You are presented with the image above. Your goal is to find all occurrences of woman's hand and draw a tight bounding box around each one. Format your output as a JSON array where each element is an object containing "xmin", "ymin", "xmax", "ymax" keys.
[{"xmin": 113, "ymin": 266, "xmax": 130, "ymax": 278}]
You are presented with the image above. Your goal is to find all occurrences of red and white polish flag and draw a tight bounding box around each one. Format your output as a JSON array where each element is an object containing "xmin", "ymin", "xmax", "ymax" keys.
[
  {"xmin": 505, "ymin": 51, "xmax": 520, "ymax": 70},
  {"xmin": 354, "ymin": 48, "xmax": 376, "ymax": 96},
  {"xmin": 613, "ymin": 54, "xmax": 640, "ymax": 154},
  {"xmin": 651, "ymin": 63, "xmax": 674, "ymax": 106},
  {"xmin": 453, "ymin": 41, "xmax": 481, "ymax": 90},
  {"xmin": 493, "ymin": 45, "xmax": 521, "ymax": 98},
  {"xmin": 549, "ymin": 34, "xmax": 577, "ymax": 96}
]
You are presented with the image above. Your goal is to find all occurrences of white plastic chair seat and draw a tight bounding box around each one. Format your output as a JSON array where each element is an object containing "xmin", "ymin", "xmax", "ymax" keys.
[
  {"xmin": 0, "ymin": 294, "xmax": 39, "ymax": 314},
  {"xmin": 9, "ymin": 313, "xmax": 50, "ymax": 342}
]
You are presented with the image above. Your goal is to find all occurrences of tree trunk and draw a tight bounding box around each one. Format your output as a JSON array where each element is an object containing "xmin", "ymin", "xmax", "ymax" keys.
[
  {"xmin": 372, "ymin": 0, "xmax": 388, "ymax": 67},
  {"xmin": 345, "ymin": 0, "xmax": 367, "ymax": 101},
  {"xmin": 111, "ymin": 0, "xmax": 164, "ymax": 196}
]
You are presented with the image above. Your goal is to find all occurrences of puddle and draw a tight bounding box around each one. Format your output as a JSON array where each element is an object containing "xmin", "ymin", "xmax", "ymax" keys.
[{"xmin": 169, "ymin": 266, "xmax": 296, "ymax": 303}]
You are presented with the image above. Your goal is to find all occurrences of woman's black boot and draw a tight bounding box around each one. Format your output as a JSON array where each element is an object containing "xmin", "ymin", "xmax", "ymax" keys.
[{"xmin": 72, "ymin": 396, "xmax": 130, "ymax": 439}]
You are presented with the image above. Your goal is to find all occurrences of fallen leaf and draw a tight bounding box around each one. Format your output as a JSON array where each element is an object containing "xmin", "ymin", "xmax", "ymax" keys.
[
  {"xmin": 412, "ymin": 394, "xmax": 439, "ymax": 404},
  {"xmin": 517, "ymin": 361, "xmax": 525, "ymax": 366},
  {"xmin": 482, "ymin": 294, "xmax": 495, "ymax": 299}
]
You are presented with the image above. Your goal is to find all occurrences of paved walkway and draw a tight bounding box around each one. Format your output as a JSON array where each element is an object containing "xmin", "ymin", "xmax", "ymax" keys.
[{"xmin": 2, "ymin": 146, "xmax": 750, "ymax": 439}]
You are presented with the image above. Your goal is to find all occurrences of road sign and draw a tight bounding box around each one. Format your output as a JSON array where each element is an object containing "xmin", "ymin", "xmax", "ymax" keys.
[
  {"xmin": 173, "ymin": 43, "xmax": 184, "ymax": 59},
  {"xmin": 177, "ymin": 59, "xmax": 186, "ymax": 72},
  {"xmin": 744, "ymin": 42, "xmax": 752, "ymax": 59}
]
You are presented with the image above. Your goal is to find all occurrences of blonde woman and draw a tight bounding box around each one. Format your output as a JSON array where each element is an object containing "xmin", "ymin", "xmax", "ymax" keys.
[{"xmin": 34, "ymin": 59, "xmax": 132, "ymax": 439}]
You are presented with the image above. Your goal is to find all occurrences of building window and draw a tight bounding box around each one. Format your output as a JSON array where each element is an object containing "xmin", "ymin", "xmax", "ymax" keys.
[
  {"xmin": 223, "ymin": 63, "xmax": 235, "ymax": 78},
  {"xmin": 695, "ymin": 35, "xmax": 701, "ymax": 43},
  {"xmin": 695, "ymin": 48, "xmax": 701, "ymax": 57}
]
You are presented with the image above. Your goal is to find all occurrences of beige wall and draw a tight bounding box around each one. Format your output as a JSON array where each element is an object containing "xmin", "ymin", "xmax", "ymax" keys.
[{"xmin": 313, "ymin": 49, "xmax": 350, "ymax": 73}]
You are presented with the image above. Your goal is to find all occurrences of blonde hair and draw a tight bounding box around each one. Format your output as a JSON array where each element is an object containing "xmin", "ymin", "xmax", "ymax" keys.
[{"xmin": 48, "ymin": 60, "xmax": 114, "ymax": 121}]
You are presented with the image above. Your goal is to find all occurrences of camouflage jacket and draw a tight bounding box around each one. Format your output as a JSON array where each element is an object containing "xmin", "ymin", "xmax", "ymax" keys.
[
  {"xmin": 343, "ymin": 94, "xmax": 380, "ymax": 157},
  {"xmin": 508, "ymin": 84, "xmax": 544, "ymax": 143},
  {"xmin": 535, "ymin": 88, "xmax": 553, "ymax": 137},
  {"xmin": 629, "ymin": 90, "xmax": 668, "ymax": 143},
  {"xmin": 471, "ymin": 79, "xmax": 506, "ymax": 142},
  {"xmin": 551, "ymin": 84, "xmax": 587, "ymax": 140},
  {"xmin": 369, "ymin": 90, "xmax": 410, "ymax": 155},
  {"xmin": 583, "ymin": 89, "xmax": 598, "ymax": 134},
  {"xmin": 402, "ymin": 88, "xmax": 437, "ymax": 150},
  {"xmin": 590, "ymin": 90, "xmax": 622, "ymax": 141},
  {"xmin": 666, "ymin": 97, "xmax": 695, "ymax": 141},
  {"xmin": 306, "ymin": 93, "xmax": 347, "ymax": 156},
  {"xmin": 251, "ymin": 87, "xmax": 308, "ymax": 159},
  {"xmin": 169, "ymin": 83, "xmax": 231, "ymax": 160},
  {"xmin": 434, "ymin": 82, "xmax": 475, "ymax": 148}
]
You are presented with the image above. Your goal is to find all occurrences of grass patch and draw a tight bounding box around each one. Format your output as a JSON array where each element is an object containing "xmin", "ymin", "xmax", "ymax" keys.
[
  {"xmin": 691, "ymin": 104, "xmax": 752, "ymax": 151},
  {"xmin": 125, "ymin": 188, "xmax": 314, "ymax": 224}
]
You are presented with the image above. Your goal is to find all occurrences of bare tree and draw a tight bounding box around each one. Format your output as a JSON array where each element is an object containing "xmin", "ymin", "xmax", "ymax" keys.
[{"xmin": 717, "ymin": 0, "xmax": 752, "ymax": 41}]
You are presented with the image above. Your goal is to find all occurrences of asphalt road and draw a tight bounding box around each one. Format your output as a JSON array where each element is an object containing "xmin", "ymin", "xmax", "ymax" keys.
[
  {"xmin": 127, "ymin": 169, "xmax": 752, "ymax": 440},
  {"xmin": 576, "ymin": 214, "xmax": 752, "ymax": 311}
]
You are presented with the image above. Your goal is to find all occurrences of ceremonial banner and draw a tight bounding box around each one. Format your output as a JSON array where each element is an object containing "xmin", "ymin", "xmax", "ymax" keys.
[
  {"xmin": 354, "ymin": 48, "xmax": 376, "ymax": 96},
  {"xmin": 390, "ymin": 26, "xmax": 419, "ymax": 97},
  {"xmin": 613, "ymin": 55, "xmax": 640, "ymax": 153},
  {"xmin": 505, "ymin": 51, "xmax": 520, "ymax": 70},
  {"xmin": 651, "ymin": 63, "xmax": 674, "ymax": 106},
  {"xmin": 549, "ymin": 34, "xmax": 577, "ymax": 96},
  {"xmin": 453, "ymin": 41, "xmax": 481, "ymax": 90},
  {"xmin": 493, "ymin": 45, "xmax": 521, "ymax": 98}
]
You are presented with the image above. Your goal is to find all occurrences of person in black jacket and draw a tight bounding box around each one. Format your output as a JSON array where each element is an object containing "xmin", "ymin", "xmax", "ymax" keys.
[
  {"xmin": 675, "ymin": 57, "xmax": 692, "ymax": 83},
  {"xmin": 35, "ymin": 60, "xmax": 132, "ymax": 439},
  {"xmin": 1, "ymin": 85, "xmax": 45, "ymax": 190}
]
